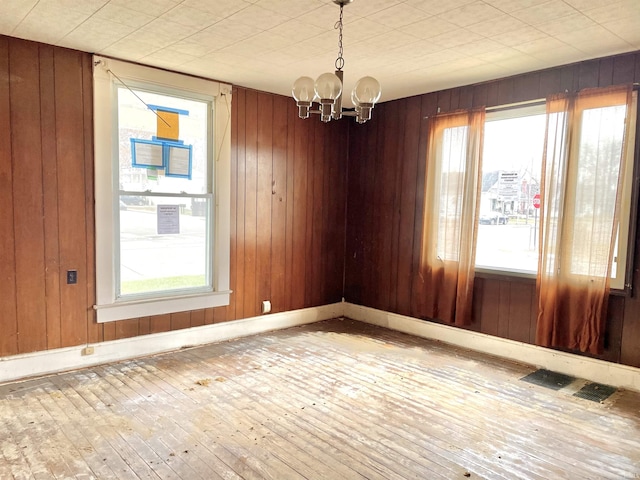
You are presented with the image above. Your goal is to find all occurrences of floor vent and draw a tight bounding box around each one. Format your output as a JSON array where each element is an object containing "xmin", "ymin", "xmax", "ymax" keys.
[
  {"xmin": 573, "ymin": 383, "xmax": 617, "ymax": 403},
  {"xmin": 521, "ymin": 369, "xmax": 576, "ymax": 390}
]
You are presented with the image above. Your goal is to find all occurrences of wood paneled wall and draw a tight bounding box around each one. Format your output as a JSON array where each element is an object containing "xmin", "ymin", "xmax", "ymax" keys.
[
  {"xmin": 0, "ymin": 37, "xmax": 97, "ymax": 357},
  {"xmin": 2, "ymin": 33, "xmax": 638, "ymax": 370},
  {"xmin": 0, "ymin": 35, "xmax": 347, "ymax": 356},
  {"xmin": 345, "ymin": 51, "xmax": 640, "ymax": 368}
]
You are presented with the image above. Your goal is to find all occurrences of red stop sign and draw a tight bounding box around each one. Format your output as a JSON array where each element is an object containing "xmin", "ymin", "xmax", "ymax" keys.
[{"xmin": 533, "ymin": 193, "xmax": 541, "ymax": 209}]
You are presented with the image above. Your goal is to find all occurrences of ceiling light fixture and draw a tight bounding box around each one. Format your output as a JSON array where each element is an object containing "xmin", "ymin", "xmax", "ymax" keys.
[{"xmin": 292, "ymin": 0, "xmax": 381, "ymax": 124}]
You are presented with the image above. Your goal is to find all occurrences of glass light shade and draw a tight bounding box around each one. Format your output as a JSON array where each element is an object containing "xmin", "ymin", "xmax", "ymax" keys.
[
  {"xmin": 350, "ymin": 89, "xmax": 361, "ymax": 108},
  {"xmin": 314, "ymin": 72, "xmax": 342, "ymax": 100},
  {"xmin": 353, "ymin": 76, "xmax": 381, "ymax": 105},
  {"xmin": 292, "ymin": 76, "xmax": 315, "ymax": 103}
]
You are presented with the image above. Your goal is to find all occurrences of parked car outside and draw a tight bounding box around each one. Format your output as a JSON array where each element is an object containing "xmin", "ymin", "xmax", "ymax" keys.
[{"xmin": 479, "ymin": 211, "xmax": 508, "ymax": 225}]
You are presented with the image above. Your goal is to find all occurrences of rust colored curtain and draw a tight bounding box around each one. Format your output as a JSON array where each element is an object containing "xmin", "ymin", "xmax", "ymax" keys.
[
  {"xmin": 536, "ymin": 86, "xmax": 633, "ymax": 354},
  {"xmin": 420, "ymin": 109, "xmax": 485, "ymax": 326}
]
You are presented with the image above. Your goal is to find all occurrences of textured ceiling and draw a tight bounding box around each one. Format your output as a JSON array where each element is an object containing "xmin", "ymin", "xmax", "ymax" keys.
[{"xmin": 2, "ymin": 0, "xmax": 640, "ymax": 105}]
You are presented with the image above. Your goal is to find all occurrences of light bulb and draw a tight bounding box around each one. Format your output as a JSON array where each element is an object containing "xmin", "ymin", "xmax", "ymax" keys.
[
  {"xmin": 292, "ymin": 76, "xmax": 315, "ymax": 103},
  {"xmin": 314, "ymin": 72, "xmax": 342, "ymax": 101},
  {"xmin": 353, "ymin": 76, "xmax": 381, "ymax": 105},
  {"xmin": 350, "ymin": 89, "xmax": 361, "ymax": 108}
]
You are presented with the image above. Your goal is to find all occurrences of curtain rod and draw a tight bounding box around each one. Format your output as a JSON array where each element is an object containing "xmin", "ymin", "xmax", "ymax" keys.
[{"xmin": 426, "ymin": 83, "xmax": 640, "ymax": 118}]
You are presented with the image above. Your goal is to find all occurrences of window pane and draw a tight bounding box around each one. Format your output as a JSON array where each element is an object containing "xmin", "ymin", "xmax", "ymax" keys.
[
  {"xmin": 117, "ymin": 87, "xmax": 209, "ymax": 195},
  {"xmin": 476, "ymin": 112, "xmax": 546, "ymax": 272},
  {"xmin": 437, "ymin": 125, "xmax": 468, "ymax": 261},
  {"xmin": 568, "ymin": 104, "xmax": 627, "ymax": 277},
  {"xmin": 119, "ymin": 195, "xmax": 210, "ymax": 296}
]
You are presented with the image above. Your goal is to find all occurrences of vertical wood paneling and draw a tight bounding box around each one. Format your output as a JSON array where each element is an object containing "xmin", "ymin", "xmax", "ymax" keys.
[
  {"xmin": 320, "ymin": 122, "xmax": 333, "ymax": 304},
  {"xmin": 410, "ymin": 93, "xmax": 436, "ymax": 318},
  {"xmin": 458, "ymin": 87, "xmax": 474, "ymax": 110},
  {"xmin": 256, "ymin": 93, "xmax": 273, "ymax": 311},
  {"xmin": 347, "ymin": 50, "xmax": 640, "ymax": 368},
  {"xmin": 497, "ymin": 281, "xmax": 511, "ymax": 339},
  {"xmin": 514, "ymin": 72, "xmax": 540, "ymax": 101},
  {"xmin": 477, "ymin": 278, "xmax": 499, "ymax": 336},
  {"xmin": 149, "ymin": 314, "xmax": 171, "ymax": 334},
  {"xmin": 539, "ymin": 68, "xmax": 562, "ymax": 97},
  {"xmin": 304, "ymin": 122, "xmax": 317, "ymax": 307},
  {"xmin": 284, "ymin": 102, "xmax": 296, "ymax": 311},
  {"xmin": 0, "ymin": 37, "xmax": 18, "ymax": 356},
  {"xmin": 114, "ymin": 319, "xmax": 138, "ymax": 340},
  {"xmin": 362, "ymin": 112, "xmax": 382, "ymax": 309},
  {"xmin": 598, "ymin": 57, "xmax": 614, "ymax": 87},
  {"xmin": 437, "ymin": 90, "xmax": 451, "ymax": 113},
  {"xmin": 395, "ymin": 97, "xmax": 421, "ymax": 317},
  {"xmin": 54, "ymin": 48, "xmax": 89, "ymax": 348},
  {"xmin": 227, "ymin": 79, "xmax": 239, "ymax": 322},
  {"xmin": 243, "ymin": 90, "xmax": 258, "ymax": 317},
  {"xmin": 270, "ymin": 96, "xmax": 288, "ymax": 313},
  {"xmin": 234, "ymin": 88, "xmax": 246, "ymax": 321},
  {"xmin": 138, "ymin": 317, "xmax": 150, "ymax": 335},
  {"xmin": 471, "ymin": 83, "xmax": 488, "ymax": 108},
  {"xmin": 578, "ymin": 60, "xmax": 600, "ymax": 90},
  {"xmin": 601, "ymin": 296, "xmax": 624, "ymax": 363},
  {"xmin": 82, "ymin": 53, "xmax": 100, "ymax": 345},
  {"xmin": 103, "ymin": 322, "xmax": 116, "ymax": 341},
  {"xmin": 228, "ymin": 88, "xmax": 347, "ymax": 318},
  {"xmin": 190, "ymin": 309, "xmax": 205, "ymax": 328},
  {"xmin": 39, "ymin": 45, "xmax": 62, "ymax": 350},
  {"xmin": 3, "ymin": 33, "xmax": 638, "ymax": 372},
  {"xmin": 344, "ymin": 120, "xmax": 367, "ymax": 303},
  {"xmin": 291, "ymin": 116, "xmax": 309, "ymax": 310},
  {"xmin": 378, "ymin": 101, "xmax": 401, "ymax": 312},
  {"xmin": 507, "ymin": 282, "xmax": 534, "ymax": 343},
  {"xmin": 486, "ymin": 81, "xmax": 499, "ymax": 107},
  {"xmin": 559, "ymin": 65, "xmax": 576, "ymax": 92},
  {"xmin": 310, "ymin": 119, "xmax": 325, "ymax": 307},
  {"xmin": 389, "ymin": 99, "xmax": 408, "ymax": 313},
  {"xmin": 496, "ymin": 77, "xmax": 515, "ymax": 105},
  {"xmin": 612, "ymin": 54, "xmax": 636, "ymax": 85},
  {"xmin": 10, "ymin": 39, "xmax": 47, "ymax": 354},
  {"xmin": 449, "ymin": 88, "xmax": 461, "ymax": 111},
  {"xmin": 170, "ymin": 311, "xmax": 191, "ymax": 331},
  {"xmin": 329, "ymin": 120, "xmax": 348, "ymax": 301}
]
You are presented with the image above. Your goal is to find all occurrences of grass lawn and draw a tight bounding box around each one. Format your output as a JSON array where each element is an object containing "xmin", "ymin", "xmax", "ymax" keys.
[{"xmin": 121, "ymin": 275, "xmax": 206, "ymax": 295}]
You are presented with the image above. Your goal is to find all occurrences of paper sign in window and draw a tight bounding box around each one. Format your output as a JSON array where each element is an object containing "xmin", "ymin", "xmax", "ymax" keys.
[
  {"xmin": 166, "ymin": 144, "xmax": 192, "ymax": 179},
  {"xmin": 157, "ymin": 204, "xmax": 180, "ymax": 234},
  {"xmin": 131, "ymin": 139, "xmax": 164, "ymax": 168}
]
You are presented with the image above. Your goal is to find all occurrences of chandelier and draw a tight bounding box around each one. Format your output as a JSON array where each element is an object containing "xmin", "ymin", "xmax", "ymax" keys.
[{"xmin": 291, "ymin": 0, "xmax": 381, "ymax": 124}]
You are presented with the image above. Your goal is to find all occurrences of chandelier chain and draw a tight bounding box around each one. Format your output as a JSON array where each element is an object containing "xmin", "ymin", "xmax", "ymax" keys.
[{"xmin": 334, "ymin": 3, "xmax": 345, "ymax": 71}]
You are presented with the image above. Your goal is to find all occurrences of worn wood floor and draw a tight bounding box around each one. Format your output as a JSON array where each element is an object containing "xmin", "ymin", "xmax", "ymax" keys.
[{"xmin": 1, "ymin": 318, "xmax": 639, "ymax": 480}]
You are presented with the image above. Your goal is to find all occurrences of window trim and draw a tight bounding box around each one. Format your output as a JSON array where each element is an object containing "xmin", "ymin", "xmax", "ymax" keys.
[{"xmin": 93, "ymin": 56, "xmax": 232, "ymax": 323}]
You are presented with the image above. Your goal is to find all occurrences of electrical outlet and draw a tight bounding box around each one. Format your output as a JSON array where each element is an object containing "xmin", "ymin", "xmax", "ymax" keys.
[
  {"xmin": 262, "ymin": 300, "xmax": 271, "ymax": 314},
  {"xmin": 67, "ymin": 270, "xmax": 78, "ymax": 285}
]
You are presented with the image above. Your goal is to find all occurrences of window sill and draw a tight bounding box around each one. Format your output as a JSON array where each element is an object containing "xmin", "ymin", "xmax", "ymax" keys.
[
  {"xmin": 475, "ymin": 267, "xmax": 536, "ymax": 283},
  {"xmin": 95, "ymin": 290, "xmax": 231, "ymax": 323},
  {"xmin": 474, "ymin": 268, "xmax": 629, "ymax": 296}
]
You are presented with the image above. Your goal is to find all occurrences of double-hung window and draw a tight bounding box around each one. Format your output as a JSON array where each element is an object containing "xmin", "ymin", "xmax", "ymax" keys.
[{"xmin": 93, "ymin": 57, "xmax": 232, "ymax": 322}]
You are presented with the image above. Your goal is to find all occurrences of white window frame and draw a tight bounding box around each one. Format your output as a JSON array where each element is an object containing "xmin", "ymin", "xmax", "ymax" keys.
[
  {"xmin": 93, "ymin": 56, "xmax": 232, "ymax": 322},
  {"xmin": 475, "ymin": 94, "xmax": 637, "ymax": 291}
]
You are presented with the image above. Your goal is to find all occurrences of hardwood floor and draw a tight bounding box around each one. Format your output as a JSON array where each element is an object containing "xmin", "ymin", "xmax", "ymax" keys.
[{"xmin": 1, "ymin": 318, "xmax": 639, "ymax": 479}]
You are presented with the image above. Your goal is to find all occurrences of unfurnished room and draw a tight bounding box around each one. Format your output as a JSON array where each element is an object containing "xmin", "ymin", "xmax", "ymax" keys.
[{"xmin": 1, "ymin": 0, "xmax": 640, "ymax": 478}]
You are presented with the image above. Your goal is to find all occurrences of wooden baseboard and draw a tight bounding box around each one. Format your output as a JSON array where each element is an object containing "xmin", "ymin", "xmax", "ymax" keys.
[
  {"xmin": 344, "ymin": 302, "xmax": 640, "ymax": 392},
  {"xmin": 4, "ymin": 300, "xmax": 638, "ymax": 392},
  {"xmin": 0, "ymin": 303, "xmax": 343, "ymax": 384}
]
